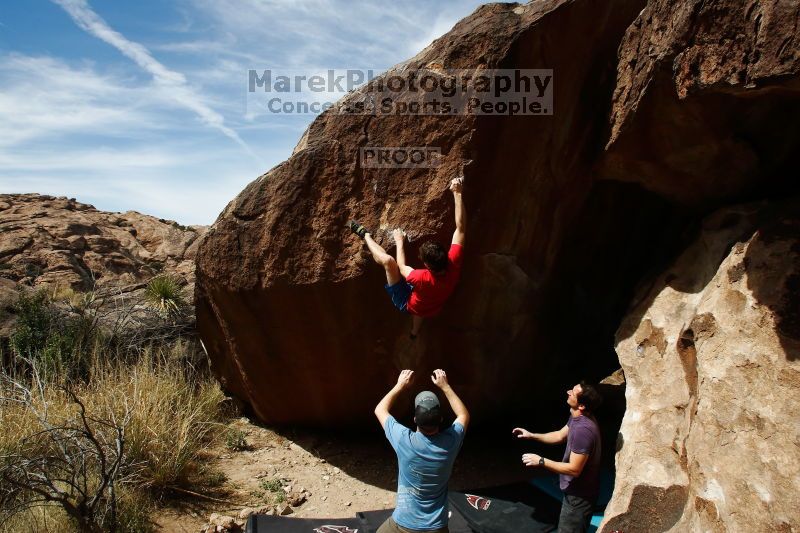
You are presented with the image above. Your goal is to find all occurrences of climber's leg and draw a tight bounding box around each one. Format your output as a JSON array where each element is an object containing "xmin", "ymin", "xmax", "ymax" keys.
[{"xmin": 365, "ymin": 233, "xmax": 402, "ymax": 285}]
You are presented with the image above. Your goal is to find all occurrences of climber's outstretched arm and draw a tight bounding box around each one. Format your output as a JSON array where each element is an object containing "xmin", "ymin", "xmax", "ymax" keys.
[
  {"xmin": 394, "ymin": 229, "xmax": 414, "ymax": 278},
  {"xmin": 451, "ymin": 178, "xmax": 465, "ymax": 246}
]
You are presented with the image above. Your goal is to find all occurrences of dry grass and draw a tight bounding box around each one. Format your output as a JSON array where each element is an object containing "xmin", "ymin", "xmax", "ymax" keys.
[{"xmin": 0, "ymin": 344, "xmax": 227, "ymax": 532}]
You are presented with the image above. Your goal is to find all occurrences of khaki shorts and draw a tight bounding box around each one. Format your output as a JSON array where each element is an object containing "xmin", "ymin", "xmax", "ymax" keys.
[{"xmin": 376, "ymin": 517, "xmax": 449, "ymax": 533}]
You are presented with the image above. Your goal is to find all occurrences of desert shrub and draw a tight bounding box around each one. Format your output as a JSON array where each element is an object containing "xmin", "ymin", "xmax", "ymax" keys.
[
  {"xmin": 9, "ymin": 290, "xmax": 53, "ymax": 357},
  {"xmin": 0, "ymin": 345, "xmax": 226, "ymax": 531},
  {"xmin": 8, "ymin": 290, "xmax": 99, "ymax": 380},
  {"xmin": 257, "ymin": 478, "xmax": 286, "ymax": 504},
  {"xmin": 0, "ymin": 505, "xmax": 73, "ymax": 533},
  {"xmin": 195, "ymin": 464, "xmax": 228, "ymax": 489},
  {"xmin": 225, "ymin": 427, "xmax": 249, "ymax": 451},
  {"xmin": 84, "ymin": 349, "xmax": 225, "ymax": 492},
  {"xmin": 143, "ymin": 276, "xmax": 186, "ymax": 319}
]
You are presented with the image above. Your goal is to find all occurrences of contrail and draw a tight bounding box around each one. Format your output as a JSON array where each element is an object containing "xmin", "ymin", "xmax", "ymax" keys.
[{"xmin": 52, "ymin": 0, "xmax": 263, "ymax": 165}]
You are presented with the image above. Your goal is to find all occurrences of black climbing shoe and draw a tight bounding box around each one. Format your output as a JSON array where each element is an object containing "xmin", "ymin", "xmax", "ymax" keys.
[{"xmin": 348, "ymin": 220, "xmax": 369, "ymax": 239}]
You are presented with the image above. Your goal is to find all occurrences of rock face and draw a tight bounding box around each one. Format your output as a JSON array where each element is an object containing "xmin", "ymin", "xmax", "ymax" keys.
[
  {"xmin": 602, "ymin": 201, "xmax": 800, "ymax": 532},
  {"xmin": 0, "ymin": 193, "xmax": 204, "ymax": 291},
  {"xmin": 0, "ymin": 193, "xmax": 205, "ymax": 337},
  {"xmin": 196, "ymin": 0, "xmax": 800, "ymax": 430},
  {"xmin": 196, "ymin": 0, "xmax": 653, "ymax": 426},
  {"xmin": 600, "ymin": 0, "xmax": 800, "ymax": 204}
]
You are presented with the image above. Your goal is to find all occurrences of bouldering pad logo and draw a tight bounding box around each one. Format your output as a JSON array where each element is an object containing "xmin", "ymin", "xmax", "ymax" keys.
[
  {"xmin": 313, "ymin": 526, "xmax": 358, "ymax": 533},
  {"xmin": 466, "ymin": 494, "xmax": 492, "ymax": 511}
]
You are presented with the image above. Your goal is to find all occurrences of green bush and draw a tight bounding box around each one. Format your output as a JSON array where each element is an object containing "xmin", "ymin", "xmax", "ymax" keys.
[
  {"xmin": 225, "ymin": 428, "xmax": 249, "ymax": 451},
  {"xmin": 9, "ymin": 290, "xmax": 53, "ymax": 357},
  {"xmin": 9, "ymin": 290, "xmax": 95, "ymax": 379},
  {"xmin": 143, "ymin": 276, "xmax": 186, "ymax": 318},
  {"xmin": 259, "ymin": 478, "xmax": 287, "ymax": 503}
]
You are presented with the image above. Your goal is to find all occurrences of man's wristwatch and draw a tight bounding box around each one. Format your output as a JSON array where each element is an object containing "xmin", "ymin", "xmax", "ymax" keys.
[{"xmin": 539, "ymin": 457, "xmax": 545, "ymax": 467}]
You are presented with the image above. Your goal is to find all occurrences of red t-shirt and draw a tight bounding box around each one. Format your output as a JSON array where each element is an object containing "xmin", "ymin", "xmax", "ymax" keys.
[{"xmin": 405, "ymin": 243, "xmax": 463, "ymax": 317}]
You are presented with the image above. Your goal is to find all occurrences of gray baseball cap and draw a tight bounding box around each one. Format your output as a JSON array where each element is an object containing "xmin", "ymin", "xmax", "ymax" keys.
[
  {"xmin": 415, "ymin": 391, "xmax": 440, "ymax": 410},
  {"xmin": 414, "ymin": 391, "xmax": 442, "ymax": 428}
]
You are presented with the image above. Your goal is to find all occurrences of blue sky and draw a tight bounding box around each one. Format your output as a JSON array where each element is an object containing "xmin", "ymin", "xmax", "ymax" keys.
[{"xmin": 0, "ymin": 0, "xmax": 491, "ymax": 224}]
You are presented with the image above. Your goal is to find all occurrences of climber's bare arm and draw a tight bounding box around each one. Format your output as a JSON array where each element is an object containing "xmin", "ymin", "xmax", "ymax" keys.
[
  {"xmin": 450, "ymin": 178, "xmax": 465, "ymax": 246},
  {"xmin": 393, "ymin": 229, "xmax": 414, "ymax": 277}
]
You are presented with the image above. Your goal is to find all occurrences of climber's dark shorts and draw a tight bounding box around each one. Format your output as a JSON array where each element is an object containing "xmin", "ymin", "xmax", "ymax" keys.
[{"xmin": 384, "ymin": 280, "xmax": 413, "ymax": 313}]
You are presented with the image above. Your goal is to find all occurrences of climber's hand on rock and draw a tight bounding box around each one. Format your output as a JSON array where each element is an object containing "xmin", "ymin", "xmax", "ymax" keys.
[
  {"xmin": 393, "ymin": 228, "xmax": 405, "ymax": 243},
  {"xmin": 450, "ymin": 177, "xmax": 463, "ymax": 194},
  {"xmin": 396, "ymin": 369, "xmax": 414, "ymax": 389}
]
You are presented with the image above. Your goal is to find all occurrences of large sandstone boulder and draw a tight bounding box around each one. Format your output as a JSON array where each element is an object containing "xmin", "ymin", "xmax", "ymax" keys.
[
  {"xmin": 602, "ymin": 201, "xmax": 800, "ymax": 532},
  {"xmin": 195, "ymin": 0, "xmax": 650, "ymax": 425},
  {"xmin": 599, "ymin": 0, "xmax": 800, "ymax": 204},
  {"xmin": 196, "ymin": 0, "xmax": 800, "ymax": 428}
]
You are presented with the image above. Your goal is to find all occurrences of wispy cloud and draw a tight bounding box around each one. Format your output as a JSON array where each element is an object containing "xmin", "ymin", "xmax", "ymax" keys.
[
  {"xmin": 185, "ymin": 0, "xmax": 471, "ymax": 70},
  {"xmin": 50, "ymin": 0, "xmax": 261, "ymax": 163},
  {"xmin": 1, "ymin": 0, "xmax": 493, "ymax": 224},
  {"xmin": 0, "ymin": 55, "xmax": 159, "ymax": 148}
]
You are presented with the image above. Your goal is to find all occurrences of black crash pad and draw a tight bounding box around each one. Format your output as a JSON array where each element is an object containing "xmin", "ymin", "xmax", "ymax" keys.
[{"xmin": 246, "ymin": 482, "xmax": 561, "ymax": 533}]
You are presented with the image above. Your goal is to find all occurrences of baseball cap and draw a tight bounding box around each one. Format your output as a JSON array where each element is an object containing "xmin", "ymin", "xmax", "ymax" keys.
[{"xmin": 414, "ymin": 391, "xmax": 442, "ymax": 428}]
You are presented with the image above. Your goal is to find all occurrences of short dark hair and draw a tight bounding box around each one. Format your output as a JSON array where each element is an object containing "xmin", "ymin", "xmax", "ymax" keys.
[
  {"xmin": 414, "ymin": 405, "xmax": 442, "ymax": 431},
  {"xmin": 419, "ymin": 242, "xmax": 448, "ymax": 273},
  {"xmin": 577, "ymin": 381, "xmax": 602, "ymax": 413}
]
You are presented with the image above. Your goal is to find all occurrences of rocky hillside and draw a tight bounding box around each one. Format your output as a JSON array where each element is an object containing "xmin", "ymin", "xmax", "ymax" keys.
[
  {"xmin": 0, "ymin": 193, "xmax": 205, "ymax": 332},
  {"xmin": 195, "ymin": 0, "xmax": 799, "ymax": 530}
]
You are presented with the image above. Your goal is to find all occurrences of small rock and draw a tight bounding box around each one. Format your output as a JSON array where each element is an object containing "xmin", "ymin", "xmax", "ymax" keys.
[
  {"xmin": 238, "ymin": 508, "xmax": 255, "ymax": 520},
  {"xmin": 333, "ymin": 467, "xmax": 341, "ymax": 474},
  {"xmin": 277, "ymin": 503, "xmax": 293, "ymax": 516},
  {"xmin": 346, "ymin": 501, "xmax": 352, "ymax": 507},
  {"xmin": 287, "ymin": 491, "xmax": 306, "ymax": 507},
  {"xmin": 212, "ymin": 515, "xmax": 236, "ymax": 529},
  {"xmin": 322, "ymin": 495, "xmax": 328, "ymax": 501},
  {"xmin": 322, "ymin": 475, "xmax": 330, "ymax": 481}
]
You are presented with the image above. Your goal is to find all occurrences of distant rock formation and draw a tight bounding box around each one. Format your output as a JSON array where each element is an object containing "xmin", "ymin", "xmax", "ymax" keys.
[
  {"xmin": 604, "ymin": 201, "xmax": 800, "ymax": 531},
  {"xmin": 0, "ymin": 193, "xmax": 205, "ymax": 333}
]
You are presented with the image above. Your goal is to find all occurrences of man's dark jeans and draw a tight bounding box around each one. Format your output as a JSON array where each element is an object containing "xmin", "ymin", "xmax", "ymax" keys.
[{"xmin": 558, "ymin": 493, "xmax": 594, "ymax": 533}]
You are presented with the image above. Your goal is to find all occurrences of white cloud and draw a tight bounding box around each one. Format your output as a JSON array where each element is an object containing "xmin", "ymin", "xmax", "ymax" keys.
[
  {"xmin": 0, "ymin": 0, "xmax": 497, "ymax": 224},
  {"xmin": 51, "ymin": 0, "xmax": 261, "ymax": 163},
  {"xmin": 182, "ymin": 0, "xmax": 486, "ymax": 70},
  {"xmin": 0, "ymin": 147, "xmax": 179, "ymax": 172},
  {"xmin": 0, "ymin": 54, "xmax": 161, "ymax": 148}
]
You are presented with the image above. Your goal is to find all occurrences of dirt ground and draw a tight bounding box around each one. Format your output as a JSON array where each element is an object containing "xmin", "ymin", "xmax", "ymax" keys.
[{"xmin": 154, "ymin": 416, "xmax": 534, "ymax": 532}]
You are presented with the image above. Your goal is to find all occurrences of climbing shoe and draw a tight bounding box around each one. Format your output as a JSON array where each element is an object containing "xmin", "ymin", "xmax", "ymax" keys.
[{"xmin": 348, "ymin": 220, "xmax": 369, "ymax": 239}]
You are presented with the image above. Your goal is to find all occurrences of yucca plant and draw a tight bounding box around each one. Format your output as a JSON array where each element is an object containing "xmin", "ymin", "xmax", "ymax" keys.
[{"xmin": 143, "ymin": 276, "xmax": 186, "ymax": 319}]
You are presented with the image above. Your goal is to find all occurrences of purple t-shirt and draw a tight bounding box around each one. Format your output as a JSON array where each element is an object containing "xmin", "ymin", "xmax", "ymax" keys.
[{"xmin": 560, "ymin": 414, "xmax": 601, "ymax": 501}]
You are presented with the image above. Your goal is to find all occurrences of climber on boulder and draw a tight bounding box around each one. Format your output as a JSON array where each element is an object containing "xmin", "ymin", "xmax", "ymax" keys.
[{"xmin": 349, "ymin": 176, "xmax": 466, "ymax": 338}]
